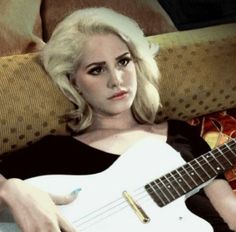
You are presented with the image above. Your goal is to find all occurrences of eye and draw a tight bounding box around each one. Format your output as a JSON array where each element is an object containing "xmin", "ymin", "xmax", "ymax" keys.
[
  {"xmin": 118, "ymin": 57, "xmax": 131, "ymax": 67},
  {"xmin": 88, "ymin": 66, "xmax": 104, "ymax": 76}
]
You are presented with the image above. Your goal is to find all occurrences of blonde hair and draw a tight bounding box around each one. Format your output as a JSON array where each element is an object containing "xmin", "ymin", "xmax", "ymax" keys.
[{"xmin": 41, "ymin": 7, "xmax": 160, "ymax": 133}]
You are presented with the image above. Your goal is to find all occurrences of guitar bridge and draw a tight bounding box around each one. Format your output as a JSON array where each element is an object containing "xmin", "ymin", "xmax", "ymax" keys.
[{"xmin": 123, "ymin": 191, "xmax": 150, "ymax": 223}]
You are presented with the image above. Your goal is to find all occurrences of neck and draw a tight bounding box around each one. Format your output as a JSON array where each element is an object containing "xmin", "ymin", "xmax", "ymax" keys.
[{"xmin": 89, "ymin": 110, "xmax": 139, "ymax": 131}]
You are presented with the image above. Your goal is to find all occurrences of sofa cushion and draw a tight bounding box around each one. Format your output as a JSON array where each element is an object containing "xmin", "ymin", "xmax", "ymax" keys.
[
  {"xmin": 148, "ymin": 23, "xmax": 236, "ymax": 122},
  {"xmin": 0, "ymin": 53, "xmax": 74, "ymax": 155},
  {"xmin": 0, "ymin": 23, "xmax": 236, "ymax": 155},
  {"xmin": 40, "ymin": 0, "xmax": 177, "ymax": 41}
]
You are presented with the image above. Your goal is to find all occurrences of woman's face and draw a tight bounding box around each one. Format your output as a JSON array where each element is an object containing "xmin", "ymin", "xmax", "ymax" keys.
[{"xmin": 74, "ymin": 33, "xmax": 137, "ymax": 116}]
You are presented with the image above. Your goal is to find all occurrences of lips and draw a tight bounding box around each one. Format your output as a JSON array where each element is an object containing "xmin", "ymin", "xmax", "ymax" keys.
[{"xmin": 108, "ymin": 90, "xmax": 128, "ymax": 100}]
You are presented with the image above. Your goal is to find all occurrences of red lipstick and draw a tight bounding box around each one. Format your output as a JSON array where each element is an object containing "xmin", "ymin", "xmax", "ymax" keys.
[{"xmin": 108, "ymin": 90, "xmax": 128, "ymax": 100}]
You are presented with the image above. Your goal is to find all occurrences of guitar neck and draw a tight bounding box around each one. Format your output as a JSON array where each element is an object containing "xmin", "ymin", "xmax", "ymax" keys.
[{"xmin": 145, "ymin": 138, "xmax": 236, "ymax": 207}]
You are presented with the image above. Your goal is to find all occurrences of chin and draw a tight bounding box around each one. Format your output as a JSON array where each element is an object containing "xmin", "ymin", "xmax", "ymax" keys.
[{"xmin": 104, "ymin": 104, "xmax": 132, "ymax": 116}]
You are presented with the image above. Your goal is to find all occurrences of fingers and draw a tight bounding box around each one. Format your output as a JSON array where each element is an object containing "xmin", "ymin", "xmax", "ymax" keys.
[
  {"xmin": 51, "ymin": 189, "xmax": 81, "ymax": 231},
  {"xmin": 50, "ymin": 188, "xmax": 81, "ymax": 205},
  {"xmin": 58, "ymin": 213, "xmax": 77, "ymax": 232}
]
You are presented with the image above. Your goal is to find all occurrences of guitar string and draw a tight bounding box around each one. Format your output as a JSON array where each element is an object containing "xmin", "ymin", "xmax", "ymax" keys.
[
  {"xmin": 73, "ymin": 160, "xmax": 235, "ymax": 229},
  {"xmin": 72, "ymin": 141, "xmax": 236, "ymax": 230},
  {"xmin": 70, "ymin": 141, "xmax": 236, "ymax": 229},
  {"xmin": 71, "ymin": 142, "xmax": 236, "ymax": 229}
]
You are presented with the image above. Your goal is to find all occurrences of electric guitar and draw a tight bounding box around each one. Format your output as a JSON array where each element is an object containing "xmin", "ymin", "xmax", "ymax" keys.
[{"xmin": 0, "ymin": 137, "xmax": 236, "ymax": 232}]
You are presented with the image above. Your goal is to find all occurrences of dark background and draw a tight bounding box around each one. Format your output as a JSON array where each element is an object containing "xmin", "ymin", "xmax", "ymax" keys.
[{"xmin": 158, "ymin": 0, "xmax": 236, "ymax": 30}]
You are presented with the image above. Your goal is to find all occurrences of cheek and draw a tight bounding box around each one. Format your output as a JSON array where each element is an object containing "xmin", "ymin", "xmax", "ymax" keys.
[
  {"xmin": 79, "ymin": 83, "xmax": 98, "ymax": 100},
  {"xmin": 126, "ymin": 65, "xmax": 137, "ymax": 86},
  {"xmin": 75, "ymin": 73, "xmax": 95, "ymax": 94},
  {"xmin": 76, "ymin": 78, "xmax": 104, "ymax": 106}
]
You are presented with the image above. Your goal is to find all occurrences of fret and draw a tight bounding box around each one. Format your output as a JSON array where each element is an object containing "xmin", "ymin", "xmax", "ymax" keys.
[
  {"xmin": 207, "ymin": 150, "xmax": 225, "ymax": 173},
  {"xmin": 189, "ymin": 160, "xmax": 206, "ymax": 182},
  {"xmin": 211, "ymin": 151, "xmax": 225, "ymax": 170},
  {"xmin": 225, "ymin": 142, "xmax": 236, "ymax": 157},
  {"xmin": 216, "ymin": 147, "xmax": 233, "ymax": 166},
  {"xmin": 159, "ymin": 177, "xmax": 176, "ymax": 200},
  {"xmin": 153, "ymin": 179, "xmax": 172, "ymax": 202},
  {"xmin": 145, "ymin": 184, "xmax": 166, "ymax": 207},
  {"xmin": 213, "ymin": 147, "xmax": 233, "ymax": 170},
  {"xmin": 176, "ymin": 169, "xmax": 192, "ymax": 190},
  {"xmin": 150, "ymin": 181, "xmax": 170, "ymax": 204},
  {"xmin": 185, "ymin": 162, "xmax": 204, "ymax": 185},
  {"xmin": 195, "ymin": 158, "xmax": 212, "ymax": 178},
  {"xmin": 161, "ymin": 173, "xmax": 181, "ymax": 199},
  {"xmin": 169, "ymin": 171, "xmax": 187, "ymax": 194},
  {"xmin": 169, "ymin": 172, "xmax": 185, "ymax": 196},
  {"xmin": 148, "ymin": 183, "xmax": 166, "ymax": 206},
  {"xmin": 145, "ymin": 139, "xmax": 236, "ymax": 208},
  {"xmin": 224, "ymin": 142, "xmax": 236, "ymax": 163},
  {"xmin": 188, "ymin": 162, "xmax": 204, "ymax": 184},
  {"xmin": 201, "ymin": 153, "xmax": 218, "ymax": 175},
  {"xmin": 178, "ymin": 166, "xmax": 198, "ymax": 188}
]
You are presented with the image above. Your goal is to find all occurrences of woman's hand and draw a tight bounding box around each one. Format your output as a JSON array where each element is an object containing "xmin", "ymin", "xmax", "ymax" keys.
[
  {"xmin": 0, "ymin": 178, "xmax": 78, "ymax": 232},
  {"xmin": 204, "ymin": 179, "xmax": 236, "ymax": 232}
]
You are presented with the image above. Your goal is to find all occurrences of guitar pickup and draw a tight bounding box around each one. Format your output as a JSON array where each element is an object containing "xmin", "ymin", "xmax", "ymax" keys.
[{"xmin": 123, "ymin": 190, "xmax": 150, "ymax": 223}]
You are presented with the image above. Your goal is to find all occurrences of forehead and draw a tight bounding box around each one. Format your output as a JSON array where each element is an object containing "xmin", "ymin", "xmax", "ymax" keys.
[{"xmin": 80, "ymin": 33, "xmax": 130, "ymax": 62}]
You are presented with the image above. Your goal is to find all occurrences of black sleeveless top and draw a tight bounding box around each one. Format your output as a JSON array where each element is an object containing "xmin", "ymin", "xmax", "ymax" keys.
[
  {"xmin": 0, "ymin": 120, "xmax": 210, "ymax": 179},
  {"xmin": 0, "ymin": 120, "xmax": 232, "ymax": 231}
]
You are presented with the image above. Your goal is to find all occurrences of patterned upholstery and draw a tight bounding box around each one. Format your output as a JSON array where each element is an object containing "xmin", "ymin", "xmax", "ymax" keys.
[
  {"xmin": 149, "ymin": 23, "xmax": 236, "ymax": 122},
  {"xmin": 0, "ymin": 53, "xmax": 73, "ymax": 154},
  {"xmin": 0, "ymin": 23, "xmax": 235, "ymax": 155}
]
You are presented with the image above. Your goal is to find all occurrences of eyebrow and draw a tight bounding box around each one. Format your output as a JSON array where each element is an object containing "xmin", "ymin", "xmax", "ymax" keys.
[
  {"xmin": 116, "ymin": 52, "xmax": 130, "ymax": 60},
  {"xmin": 85, "ymin": 52, "xmax": 130, "ymax": 69}
]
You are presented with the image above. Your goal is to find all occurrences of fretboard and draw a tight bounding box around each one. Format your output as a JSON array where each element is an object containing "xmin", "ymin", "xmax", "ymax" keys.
[{"xmin": 145, "ymin": 138, "xmax": 236, "ymax": 207}]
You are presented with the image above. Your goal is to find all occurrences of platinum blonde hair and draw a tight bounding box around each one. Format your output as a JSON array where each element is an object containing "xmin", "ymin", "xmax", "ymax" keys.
[{"xmin": 41, "ymin": 7, "xmax": 160, "ymax": 133}]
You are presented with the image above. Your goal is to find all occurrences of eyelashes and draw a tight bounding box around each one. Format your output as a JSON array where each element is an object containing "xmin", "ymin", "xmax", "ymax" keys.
[
  {"xmin": 87, "ymin": 57, "xmax": 132, "ymax": 76},
  {"xmin": 88, "ymin": 66, "xmax": 104, "ymax": 75},
  {"xmin": 118, "ymin": 57, "xmax": 132, "ymax": 67}
]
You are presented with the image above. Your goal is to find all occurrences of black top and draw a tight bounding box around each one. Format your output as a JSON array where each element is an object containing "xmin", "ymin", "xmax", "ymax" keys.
[
  {"xmin": 0, "ymin": 120, "xmax": 232, "ymax": 231},
  {"xmin": 0, "ymin": 120, "xmax": 210, "ymax": 179}
]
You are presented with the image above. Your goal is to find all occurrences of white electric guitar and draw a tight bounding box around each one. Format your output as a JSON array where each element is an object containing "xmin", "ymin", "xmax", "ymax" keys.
[{"xmin": 0, "ymin": 137, "xmax": 236, "ymax": 232}]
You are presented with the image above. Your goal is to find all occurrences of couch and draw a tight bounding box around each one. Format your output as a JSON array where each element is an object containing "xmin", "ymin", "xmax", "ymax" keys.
[{"xmin": 0, "ymin": 0, "xmax": 236, "ymax": 189}]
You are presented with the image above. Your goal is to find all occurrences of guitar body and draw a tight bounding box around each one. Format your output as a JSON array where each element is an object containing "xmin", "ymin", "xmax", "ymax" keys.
[{"xmin": 0, "ymin": 138, "xmax": 213, "ymax": 232}]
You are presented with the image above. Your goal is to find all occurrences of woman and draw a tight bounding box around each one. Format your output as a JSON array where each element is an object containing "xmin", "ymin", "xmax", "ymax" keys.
[{"xmin": 0, "ymin": 7, "xmax": 236, "ymax": 232}]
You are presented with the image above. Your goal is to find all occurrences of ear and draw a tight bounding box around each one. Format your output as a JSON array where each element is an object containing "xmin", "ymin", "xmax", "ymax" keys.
[
  {"xmin": 74, "ymin": 83, "xmax": 83, "ymax": 95},
  {"xmin": 69, "ymin": 74, "xmax": 83, "ymax": 95},
  {"xmin": 75, "ymin": 86, "xmax": 82, "ymax": 94}
]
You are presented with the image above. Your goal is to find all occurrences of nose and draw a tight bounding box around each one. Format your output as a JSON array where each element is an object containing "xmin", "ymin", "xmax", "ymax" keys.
[{"xmin": 107, "ymin": 69, "xmax": 122, "ymax": 89}]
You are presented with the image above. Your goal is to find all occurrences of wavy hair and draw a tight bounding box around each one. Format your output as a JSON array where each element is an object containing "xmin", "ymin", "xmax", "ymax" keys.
[{"xmin": 41, "ymin": 7, "xmax": 160, "ymax": 134}]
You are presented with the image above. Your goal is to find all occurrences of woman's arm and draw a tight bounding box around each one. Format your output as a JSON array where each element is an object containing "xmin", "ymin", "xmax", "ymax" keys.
[
  {"xmin": 204, "ymin": 179, "xmax": 236, "ymax": 232},
  {"xmin": 0, "ymin": 176, "xmax": 78, "ymax": 232}
]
